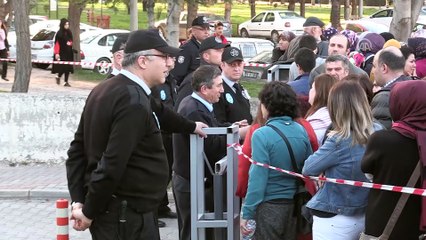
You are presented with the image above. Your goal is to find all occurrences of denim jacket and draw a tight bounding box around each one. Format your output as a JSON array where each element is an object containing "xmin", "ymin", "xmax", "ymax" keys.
[{"xmin": 302, "ymin": 123, "xmax": 382, "ymax": 216}]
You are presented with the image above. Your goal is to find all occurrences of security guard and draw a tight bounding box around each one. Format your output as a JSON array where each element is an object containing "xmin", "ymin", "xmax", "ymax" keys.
[
  {"xmin": 214, "ymin": 47, "xmax": 253, "ymax": 125},
  {"xmin": 151, "ymin": 73, "xmax": 178, "ymax": 226},
  {"xmin": 170, "ymin": 16, "xmax": 210, "ymax": 86}
]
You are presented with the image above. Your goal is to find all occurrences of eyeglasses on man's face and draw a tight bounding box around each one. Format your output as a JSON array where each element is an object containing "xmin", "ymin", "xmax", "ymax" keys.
[{"xmin": 143, "ymin": 54, "xmax": 175, "ymax": 62}]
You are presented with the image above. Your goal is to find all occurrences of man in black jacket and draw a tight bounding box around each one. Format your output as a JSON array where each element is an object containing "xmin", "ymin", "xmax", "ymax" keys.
[
  {"xmin": 171, "ymin": 16, "xmax": 210, "ymax": 86},
  {"xmin": 214, "ymin": 46, "xmax": 252, "ymax": 126},
  {"xmin": 175, "ymin": 36, "xmax": 229, "ymax": 109},
  {"xmin": 172, "ymin": 65, "xmax": 227, "ymax": 240},
  {"xmin": 66, "ymin": 30, "xmax": 206, "ymax": 240}
]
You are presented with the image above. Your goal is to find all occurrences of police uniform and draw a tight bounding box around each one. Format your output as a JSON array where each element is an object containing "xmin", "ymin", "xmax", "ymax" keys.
[
  {"xmin": 170, "ymin": 16, "xmax": 210, "ymax": 86},
  {"xmin": 171, "ymin": 37, "xmax": 201, "ymax": 86},
  {"xmin": 150, "ymin": 74, "xmax": 177, "ymax": 215},
  {"xmin": 213, "ymin": 47, "xmax": 253, "ymax": 125}
]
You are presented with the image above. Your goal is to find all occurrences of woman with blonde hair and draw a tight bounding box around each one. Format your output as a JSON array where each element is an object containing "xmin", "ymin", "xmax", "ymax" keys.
[
  {"xmin": 305, "ymin": 73, "xmax": 337, "ymax": 145},
  {"xmin": 302, "ymin": 81, "xmax": 383, "ymax": 240}
]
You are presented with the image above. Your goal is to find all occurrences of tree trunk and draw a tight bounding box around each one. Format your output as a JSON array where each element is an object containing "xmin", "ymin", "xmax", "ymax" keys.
[
  {"xmin": 166, "ymin": 0, "xmax": 183, "ymax": 47},
  {"xmin": 330, "ymin": 0, "xmax": 340, "ymax": 28},
  {"xmin": 249, "ymin": 0, "xmax": 256, "ymax": 18},
  {"xmin": 390, "ymin": 0, "xmax": 422, "ymax": 42},
  {"xmin": 351, "ymin": 0, "xmax": 357, "ymax": 18},
  {"xmin": 288, "ymin": 0, "xmax": 296, "ymax": 11},
  {"xmin": 224, "ymin": 0, "xmax": 232, "ymax": 22},
  {"xmin": 143, "ymin": 0, "xmax": 147, "ymax": 11},
  {"xmin": 186, "ymin": 0, "xmax": 198, "ymax": 29},
  {"xmin": 68, "ymin": 0, "xmax": 87, "ymax": 68},
  {"xmin": 311, "ymin": 0, "xmax": 316, "ymax": 6},
  {"xmin": 11, "ymin": 0, "xmax": 31, "ymax": 92},
  {"xmin": 300, "ymin": 0, "xmax": 306, "ymax": 17},
  {"xmin": 146, "ymin": 0, "xmax": 155, "ymax": 29},
  {"xmin": 130, "ymin": 0, "xmax": 138, "ymax": 30},
  {"xmin": 344, "ymin": 0, "xmax": 350, "ymax": 20}
]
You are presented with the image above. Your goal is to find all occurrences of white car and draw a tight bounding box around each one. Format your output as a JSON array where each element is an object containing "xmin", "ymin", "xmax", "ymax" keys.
[
  {"xmin": 8, "ymin": 15, "xmax": 49, "ymax": 59},
  {"xmin": 238, "ymin": 10, "xmax": 306, "ymax": 43},
  {"xmin": 29, "ymin": 20, "xmax": 99, "ymax": 38},
  {"xmin": 358, "ymin": 8, "xmax": 426, "ymax": 29},
  {"xmin": 30, "ymin": 24, "xmax": 101, "ymax": 69},
  {"xmin": 227, "ymin": 37, "xmax": 274, "ymax": 62},
  {"xmin": 79, "ymin": 29, "xmax": 130, "ymax": 75},
  {"xmin": 155, "ymin": 12, "xmax": 232, "ymax": 41}
]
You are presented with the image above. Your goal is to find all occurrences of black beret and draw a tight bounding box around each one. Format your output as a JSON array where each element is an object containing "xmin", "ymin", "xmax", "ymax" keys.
[
  {"xmin": 303, "ymin": 16, "xmax": 325, "ymax": 28},
  {"xmin": 124, "ymin": 29, "xmax": 181, "ymax": 56}
]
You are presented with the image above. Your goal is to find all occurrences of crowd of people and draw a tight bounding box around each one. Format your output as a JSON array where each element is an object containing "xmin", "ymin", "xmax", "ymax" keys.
[{"xmin": 64, "ymin": 13, "xmax": 426, "ymax": 240}]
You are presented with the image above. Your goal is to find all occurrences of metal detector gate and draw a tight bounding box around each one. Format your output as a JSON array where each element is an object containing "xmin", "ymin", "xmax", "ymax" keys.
[{"xmin": 190, "ymin": 126, "xmax": 240, "ymax": 240}]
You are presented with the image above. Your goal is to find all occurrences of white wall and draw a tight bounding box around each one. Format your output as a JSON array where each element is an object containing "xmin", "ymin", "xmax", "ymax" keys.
[
  {"xmin": 0, "ymin": 93, "xmax": 88, "ymax": 165},
  {"xmin": 0, "ymin": 92, "xmax": 259, "ymax": 165}
]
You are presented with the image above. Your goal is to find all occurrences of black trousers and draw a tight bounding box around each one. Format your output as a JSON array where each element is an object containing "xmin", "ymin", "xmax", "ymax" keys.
[
  {"xmin": 172, "ymin": 174, "xmax": 214, "ymax": 240},
  {"xmin": 0, "ymin": 48, "xmax": 7, "ymax": 78},
  {"xmin": 89, "ymin": 197, "xmax": 160, "ymax": 240},
  {"xmin": 159, "ymin": 133, "xmax": 173, "ymax": 212}
]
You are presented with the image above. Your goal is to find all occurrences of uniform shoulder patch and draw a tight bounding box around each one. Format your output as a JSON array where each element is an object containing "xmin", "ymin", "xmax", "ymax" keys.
[
  {"xmin": 225, "ymin": 93, "xmax": 234, "ymax": 104},
  {"xmin": 178, "ymin": 56, "xmax": 185, "ymax": 64},
  {"xmin": 160, "ymin": 90, "xmax": 166, "ymax": 101}
]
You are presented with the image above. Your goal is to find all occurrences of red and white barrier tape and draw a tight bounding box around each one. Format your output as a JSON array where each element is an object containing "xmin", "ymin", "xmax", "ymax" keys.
[
  {"xmin": 243, "ymin": 63, "xmax": 270, "ymax": 67},
  {"xmin": 229, "ymin": 143, "xmax": 426, "ymax": 197},
  {"xmin": 1, "ymin": 58, "xmax": 268, "ymax": 68},
  {"xmin": 0, "ymin": 58, "xmax": 113, "ymax": 67}
]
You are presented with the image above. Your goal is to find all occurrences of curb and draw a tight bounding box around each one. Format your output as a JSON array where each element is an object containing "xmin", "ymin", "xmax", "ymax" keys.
[{"xmin": 0, "ymin": 189, "xmax": 70, "ymax": 199}]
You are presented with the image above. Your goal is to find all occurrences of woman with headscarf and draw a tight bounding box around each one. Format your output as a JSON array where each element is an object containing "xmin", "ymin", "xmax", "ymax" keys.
[
  {"xmin": 52, "ymin": 18, "xmax": 74, "ymax": 87},
  {"xmin": 357, "ymin": 33, "xmax": 385, "ymax": 76},
  {"xmin": 271, "ymin": 31, "xmax": 296, "ymax": 63},
  {"xmin": 361, "ymin": 80, "xmax": 426, "ymax": 239},
  {"xmin": 408, "ymin": 37, "xmax": 426, "ymax": 79}
]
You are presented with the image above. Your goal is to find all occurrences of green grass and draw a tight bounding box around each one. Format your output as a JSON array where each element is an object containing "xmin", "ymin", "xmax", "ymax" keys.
[
  {"xmin": 241, "ymin": 79, "xmax": 266, "ymax": 99},
  {"xmin": 30, "ymin": 2, "xmax": 381, "ymax": 34},
  {"xmin": 73, "ymin": 69, "xmax": 104, "ymax": 82}
]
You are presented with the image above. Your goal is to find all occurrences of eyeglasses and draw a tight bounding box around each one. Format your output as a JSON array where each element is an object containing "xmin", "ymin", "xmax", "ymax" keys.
[{"xmin": 142, "ymin": 54, "xmax": 174, "ymax": 61}]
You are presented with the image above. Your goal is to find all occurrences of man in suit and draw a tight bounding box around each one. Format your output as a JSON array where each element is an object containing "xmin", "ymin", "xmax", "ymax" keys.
[
  {"xmin": 172, "ymin": 65, "xmax": 227, "ymax": 240},
  {"xmin": 66, "ymin": 30, "xmax": 207, "ymax": 240}
]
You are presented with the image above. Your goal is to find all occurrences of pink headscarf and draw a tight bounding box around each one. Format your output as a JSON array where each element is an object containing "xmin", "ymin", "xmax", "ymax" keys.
[{"xmin": 390, "ymin": 80, "xmax": 426, "ymax": 231}]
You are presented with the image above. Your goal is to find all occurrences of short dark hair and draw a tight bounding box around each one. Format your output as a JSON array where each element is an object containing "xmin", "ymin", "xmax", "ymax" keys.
[
  {"xmin": 325, "ymin": 54, "xmax": 350, "ymax": 71},
  {"xmin": 378, "ymin": 49, "xmax": 405, "ymax": 71},
  {"xmin": 400, "ymin": 45, "xmax": 415, "ymax": 60},
  {"xmin": 192, "ymin": 65, "xmax": 222, "ymax": 92},
  {"xmin": 299, "ymin": 35, "xmax": 317, "ymax": 51},
  {"xmin": 215, "ymin": 21, "xmax": 224, "ymax": 28},
  {"xmin": 295, "ymin": 47, "xmax": 316, "ymax": 73},
  {"xmin": 258, "ymin": 81, "xmax": 299, "ymax": 119}
]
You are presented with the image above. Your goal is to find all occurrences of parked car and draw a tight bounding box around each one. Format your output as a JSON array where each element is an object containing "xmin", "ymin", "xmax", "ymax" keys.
[
  {"xmin": 31, "ymin": 24, "xmax": 100, "ymax": 69},
  {"xmin": 359, "ymin": 8, "xmax": 426, "ymax": 28},
  {"xmin": 79, "ymin": 29, "xmax": 130, "ymax": 75},
  {"xmin": 8, "ymin": 16, "xmax": 49, "ymax": 59},
  {"xmin": 238, "ymin": 10, "xmax": 305, "ymax": 43},
  {"xmin": 242, "ymin": 50, "xmax": 291, "ymax": 81},
  {"xmin": 227, "ymin": 37, "xmax": 274, "ymax": 62},
  {"xmin": 155, "ymin": 12, "xmax": 232, "ymax": 41}
]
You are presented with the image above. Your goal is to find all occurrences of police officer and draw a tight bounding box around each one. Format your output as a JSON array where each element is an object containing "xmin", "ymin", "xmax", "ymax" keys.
[
  {"xmin": 170, "ymin": 16, "xmax": 210, "ymax": 86},
  {"xmin": 151, "ymin": 72, "xmax": 178, "ymax": 227},
  {"xmin": 174, "ymin": 36, "xmax": 229, "ymax": 110},
  {"xmin": 214, "ymin": 47, "xmax": 252, "ymax": 126}
]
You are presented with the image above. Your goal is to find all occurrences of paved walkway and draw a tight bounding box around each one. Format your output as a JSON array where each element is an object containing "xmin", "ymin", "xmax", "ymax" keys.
[{"xmin": 0, "ymin": 66, "xmax": 179, "ymax": 239}]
